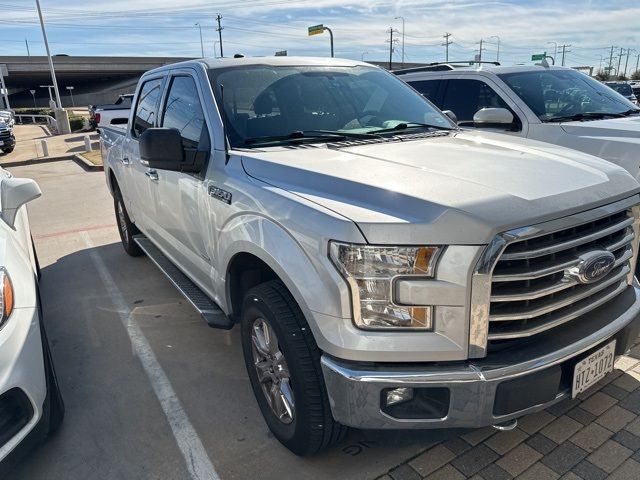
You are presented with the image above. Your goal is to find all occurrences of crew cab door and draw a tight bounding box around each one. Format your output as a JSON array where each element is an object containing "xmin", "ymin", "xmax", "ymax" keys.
[
  {"xmin": 122, "ymin": 75, "xmax": 165, "ymax": 235},
  {"xmin": 153, "ymin": 70, "xmax": 212, "ymax": 286}
]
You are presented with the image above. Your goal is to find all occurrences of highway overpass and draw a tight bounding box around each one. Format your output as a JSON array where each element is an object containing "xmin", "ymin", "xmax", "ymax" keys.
[
  {"xmin": 0, "ymin": 55, "xmax": 193, "ymax": 108},
  {"xmin": 0, "ymin": 55, "xmax": 425, "ymax": 109}
]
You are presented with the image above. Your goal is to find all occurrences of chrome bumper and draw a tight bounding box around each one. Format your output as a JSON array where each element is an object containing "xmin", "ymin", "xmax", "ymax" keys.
[{"xmin": 321, "ymin": 286, "xmax": 640, "ymax": 429}]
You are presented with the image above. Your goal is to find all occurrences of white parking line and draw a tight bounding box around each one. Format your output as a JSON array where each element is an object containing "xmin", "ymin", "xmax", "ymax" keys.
[{"xmin": 80, "ymin": 232, "xmax": 220, "ymax": 480}]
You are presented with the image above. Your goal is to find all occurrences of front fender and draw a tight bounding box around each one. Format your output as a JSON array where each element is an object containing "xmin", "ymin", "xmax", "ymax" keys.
[{"xmin": 218, "ymin": 214, "xmax": 356, "ymax": 323}]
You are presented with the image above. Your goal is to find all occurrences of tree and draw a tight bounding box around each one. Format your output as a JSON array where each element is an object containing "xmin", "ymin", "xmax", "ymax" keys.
[
  {"xmin": 631, "ymin": 70, "xmax": 640, "ymax": 80},
  {"xmin": 616, "ymin": 74, "xmax": 628, "ymax": 81},
  {"xmin": 594, "ymin": 70, "xmax": 611, "ymax": 81}
]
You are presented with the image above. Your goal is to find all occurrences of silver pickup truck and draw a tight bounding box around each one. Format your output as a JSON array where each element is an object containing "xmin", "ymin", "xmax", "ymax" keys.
[{"xmin": 101, "ymin": 56, "xmax": 640, "ymax": 455}]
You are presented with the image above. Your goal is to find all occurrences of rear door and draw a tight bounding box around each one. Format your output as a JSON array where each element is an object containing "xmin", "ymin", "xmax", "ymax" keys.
[
  {"xmin": 153, "ymin": 69, "xmax": 212, "ymax": 285},
  {"xmin": 122, "ymin": 75, "xmax": 165, "ymax": 235}
]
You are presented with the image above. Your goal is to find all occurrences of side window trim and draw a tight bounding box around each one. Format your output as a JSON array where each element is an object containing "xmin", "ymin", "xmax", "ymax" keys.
[{"xmin": 130, "ymin": 74, "xmax": 167, "ymax": 139}]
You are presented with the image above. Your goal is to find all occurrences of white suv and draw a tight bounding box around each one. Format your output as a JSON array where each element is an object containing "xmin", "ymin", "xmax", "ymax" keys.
[
  {"xmin": 395, "ymin": 64, "xmax": 640, "ymax": 181},
  {"xmin": 0, "ymin": 169, "xmax": 64, "ymax": 473}
]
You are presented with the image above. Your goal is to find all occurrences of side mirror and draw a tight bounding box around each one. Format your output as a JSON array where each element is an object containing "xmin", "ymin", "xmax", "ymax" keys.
[
  {"xmin": 473, "ymin": 108, "xmax": 514, "ymax": 127},
  {"xmin": 1, "ymin": 178, "xmax": 41, "ymax": 229},
  {"xmin": 139, "ymin": 128, "xmax": 184, "ymax": 171},
  {"xmin": 442, "ymin": 110, "xmax": 458, "ymax": 124}
]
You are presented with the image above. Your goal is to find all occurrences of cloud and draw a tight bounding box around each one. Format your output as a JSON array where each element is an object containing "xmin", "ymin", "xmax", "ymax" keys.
[{"xmin": 0, "ymin": 0, "xmax": 637, "ymax": 68}]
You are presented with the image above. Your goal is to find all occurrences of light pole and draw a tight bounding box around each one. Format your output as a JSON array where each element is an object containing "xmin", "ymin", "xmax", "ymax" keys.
[
  {"xmin": 66, "ymin": 86, "xmax": 75, "ymax": 107},
  {"xmin": 547, "ymin": 41, "xmax": 558, "ymax": 64},
  {"xmin": 35, "ymin": 0, "xmax": 61, "ymax": 110},
  {"xmin": 394, "ymin": 16, "xmax": 405, "ymax": 68},
  {"xmin": 40, "ymin": 85, "xmax": 54, "ymax": 103},
  {"xmin": 30, "ymin": 89, "xmax": 36, "ymax": 108},
  {"xmin": 488, "ymin": 35, "xmax": 500, "ymax": 62},
  {"xmin": 361, "ymin": 51, "xmax": 369, "ymax": 61},
  {"xmin": 195, "ymin": 23, "xmax": 204, "ymax": 58}
]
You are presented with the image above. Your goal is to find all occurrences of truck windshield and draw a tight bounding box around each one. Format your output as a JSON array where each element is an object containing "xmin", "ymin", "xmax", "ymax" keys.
[
  {"xmin": 208, "ymin": 65, "xmax": 454, "ymax": 147},
  {"xmin": 498, "ymin": 69, "xmax": 639, "ymax": 122}
]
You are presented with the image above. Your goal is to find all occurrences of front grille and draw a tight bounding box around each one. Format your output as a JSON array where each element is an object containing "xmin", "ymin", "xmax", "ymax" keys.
[{"xmin": 487, "ymin": 208, "xmax": 635, "ymax": 341}]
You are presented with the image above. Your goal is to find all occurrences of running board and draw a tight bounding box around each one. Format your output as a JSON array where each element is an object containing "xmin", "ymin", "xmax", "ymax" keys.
[{"xmin": 133, "ymin": 235, "xmax": 233, "ymax": 330}]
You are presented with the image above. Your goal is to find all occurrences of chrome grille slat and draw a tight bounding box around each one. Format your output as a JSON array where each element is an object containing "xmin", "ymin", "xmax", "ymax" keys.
[
  {"xmin": 488, "ymin": 280, "xmax": 628, "ymax": 340},
  {"xmin": 490, "ymin": 249, "xmax": 632, "ymax": 301},
  {"xmin": 500, "ymin": 217, "xmax": 633, "ymax": 260},
  {"xmin": 486, "ymin": 206, "xmax": 637, "ymax": 342},
  {"xmin": 489, "ymin": 265, "xmax": 629, "ymax": 321}
]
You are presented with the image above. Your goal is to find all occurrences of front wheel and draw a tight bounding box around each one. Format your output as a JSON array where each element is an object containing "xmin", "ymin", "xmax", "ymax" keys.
[
  {"xmin": 114, "ymin": 187, "xmax": 143, "ymax": 256},
  {"xmin": 241, "ymin": 280, "xmax": 347, "ymax": 455}
]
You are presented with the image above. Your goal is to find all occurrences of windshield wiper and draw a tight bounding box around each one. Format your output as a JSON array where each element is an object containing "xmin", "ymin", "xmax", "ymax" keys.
[
  {"xmin": 367, "ymin": 122, "xmax": 455, "ymax": 134},
  {"xmin": 243, "ymin": 130, "xmax": 380, "ymax": 146},
  {"xmin": 545, "ymin": 112, "xmax": 625, "ymax": 122}
]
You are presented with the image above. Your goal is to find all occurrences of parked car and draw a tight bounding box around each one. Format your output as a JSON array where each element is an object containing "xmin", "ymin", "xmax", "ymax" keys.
[
  {"xmin": 630, "ymin": 80, "xmax": 640, "ymax": 102},
  {"xmin": 395, "ymin": 65, "xmax": 640, "ymax": 181},
  {"xmin": 102, "ymin": 57, "xmax": 640, "ymax": 455},
  {"xmin": 604, "ymin": 81, "xmax": 638, "ymax": 105},
  {"xmin": 89, "ymin": 94, "xmax": 133, "ymax": 130},
  {"xmin": 0, "ymin": 111, "xmax": 15, "ymax": 128},
  {"xmin": 0, "ymin": 170, "xmax": 64, "ymax": 473},
  {"xmin": 0, "ymin": 121, "xmax": 15, "ymax": 154}
]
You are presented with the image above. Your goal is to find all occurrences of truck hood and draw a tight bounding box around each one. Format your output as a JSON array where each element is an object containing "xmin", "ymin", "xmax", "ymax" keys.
[
  {"xmin": 240, "ymin": 131, "xmax": 639, "ymax": 244},
  {"xmin": 560, "ymin": 115, "xmax": 640, "ymax": 138}
]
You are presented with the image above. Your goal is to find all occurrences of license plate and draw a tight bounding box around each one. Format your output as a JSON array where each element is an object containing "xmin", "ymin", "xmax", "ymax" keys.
[{"xmin": 572, "ymin": 340, "xmax": 616, "ymax": 398}]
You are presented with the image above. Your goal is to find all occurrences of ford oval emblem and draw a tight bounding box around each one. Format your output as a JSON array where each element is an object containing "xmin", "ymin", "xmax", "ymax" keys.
[{"xmin": 568, "ymin": 250, "xmax": 616, "ymax": 284}]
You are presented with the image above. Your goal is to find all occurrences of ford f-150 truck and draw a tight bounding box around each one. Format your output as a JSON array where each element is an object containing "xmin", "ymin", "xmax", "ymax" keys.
[{"xmin": 100, "ymin": 57, "xmax": 640, "ymax": 455}]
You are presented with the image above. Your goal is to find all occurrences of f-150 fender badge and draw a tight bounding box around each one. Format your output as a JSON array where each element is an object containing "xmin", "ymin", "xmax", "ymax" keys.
[{"xmin": 208, "ymin": 185, "xmax": 232, "ymax": 204}]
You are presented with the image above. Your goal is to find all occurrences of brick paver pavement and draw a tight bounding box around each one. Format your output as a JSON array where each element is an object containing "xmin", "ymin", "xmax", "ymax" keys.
[{"xmin": 376, "ymin": 338, "xmax": 640, "ymax": 480}]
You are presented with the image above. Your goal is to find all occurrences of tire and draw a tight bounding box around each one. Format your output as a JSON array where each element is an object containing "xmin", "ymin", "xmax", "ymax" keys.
[
  {"xmin": 1, "ymin": 147, "xmax": 14, "ymax": 154},
  {"xmin": 240, "ymin": 280, "xmax": 347, "ymax": 455},
  {"xmin": 31, "ymin": 235, "xmax": 41, "ymax": 281},
  {"xmin": 113, "ymin": 185, "xmax": 143, "ymax": 257}
]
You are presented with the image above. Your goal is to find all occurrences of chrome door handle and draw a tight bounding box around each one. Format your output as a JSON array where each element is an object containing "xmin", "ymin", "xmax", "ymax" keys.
[
  {"xmin": 145, "ymin": 169, "xmax": 159, "ymax": 181},
  {"xmin": 122, "ymin": 156, "xmax": 131, "ymax": 165}
]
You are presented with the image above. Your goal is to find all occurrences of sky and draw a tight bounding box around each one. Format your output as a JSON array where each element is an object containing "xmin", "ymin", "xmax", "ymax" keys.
[{"xmin": 0, "ymin": 0, "xmax": 639, "ymax": 73}]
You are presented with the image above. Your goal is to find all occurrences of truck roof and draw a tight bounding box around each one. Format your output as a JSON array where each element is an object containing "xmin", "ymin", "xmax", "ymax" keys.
[
  {"xmin": 148, "ymin": 56, "xmax": 371, "ymax": 74},
  {"xmin": 394, "ymin": 64, "xmax": 580, "ymax": 76}
]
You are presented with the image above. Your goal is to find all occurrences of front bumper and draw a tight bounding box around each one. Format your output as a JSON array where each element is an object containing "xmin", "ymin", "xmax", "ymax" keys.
[
  {"xmin": 0, "ymin": 306, "xmax": 46, "ymax": 461},
  {"xmin": 321, "ymin": 285, "xmax": 640, "ymax": 429},
  {"xmin": 0, "ymin": 136, "xmax": 15, "ymax": 149}
]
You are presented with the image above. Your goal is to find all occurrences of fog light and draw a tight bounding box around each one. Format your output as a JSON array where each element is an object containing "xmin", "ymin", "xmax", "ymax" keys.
[{"xmin": 385, "ymin": 387, "xmax": 414, "ymax": 407}]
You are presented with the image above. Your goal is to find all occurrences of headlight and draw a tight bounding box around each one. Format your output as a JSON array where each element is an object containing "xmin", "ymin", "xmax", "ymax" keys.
[
  {"xmin": 329, "ymin": 242, "xmax": 440, "ymax": 329},
  {"xmin": 0, "ymin": 268, "xmax": 14, "ymax": 329}
]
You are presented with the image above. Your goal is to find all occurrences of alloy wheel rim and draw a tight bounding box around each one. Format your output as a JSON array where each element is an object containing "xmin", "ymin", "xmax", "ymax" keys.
[{"xmin": 250, "ymin": 317, "xmax": 295, "ymax": 424}]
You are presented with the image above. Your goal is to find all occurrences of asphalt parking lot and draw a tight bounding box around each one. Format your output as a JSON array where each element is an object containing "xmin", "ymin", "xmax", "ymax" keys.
[{"xmin": 5, "ymin": 160, "xmax": 640, "ymax": 480}]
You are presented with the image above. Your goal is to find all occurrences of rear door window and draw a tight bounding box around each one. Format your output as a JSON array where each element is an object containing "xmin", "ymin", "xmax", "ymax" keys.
[
  {"xmin": 132, "ymin": 78, "xmax": 163, "ymax": 138},
  {"xmin": 440, "ymin": 79, "xmax": 514, "ymax": 123},
  {"xmin": 408, "ymin": 79, "xmax": 442, "ymax": 104}
]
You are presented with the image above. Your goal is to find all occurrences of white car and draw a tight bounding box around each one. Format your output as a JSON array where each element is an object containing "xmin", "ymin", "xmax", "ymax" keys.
[
  {"xmin": 0, "ymin": 168, "xmax": 63, "ymax": 473},
  {"xmin": 395, "ymin": 64, "xmax": 640, "ymax": 182}
]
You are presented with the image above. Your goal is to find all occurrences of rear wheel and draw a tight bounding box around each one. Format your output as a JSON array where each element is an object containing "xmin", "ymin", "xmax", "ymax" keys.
[
  {"xmin": 114, "ymin": 186, "xmax": 143, "ymax": 257},
  {"xmin": 240, "ymin": 280, "xmax": 347, "ymax": 455}
]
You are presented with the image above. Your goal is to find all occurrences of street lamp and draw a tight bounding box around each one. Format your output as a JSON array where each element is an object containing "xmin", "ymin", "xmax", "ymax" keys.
[
  {"xmin": 488, "ymin": 35, "xmax": 500, "ymax": 62},
  {"xmin": 195, "ymin": 23, "xmax": 204, "ymax": 58},
  {"xmin": 394, "ymin": 16, "xmax": 405, "ymax": 67},
  {"xmin": 29, "ymin": 89, "xmax": 36, "ymax": 108},
  {"xmin": 66, "ymin": 86, "xmax": 75, "ymax": 107},
  {"xmin": 361, "ymin": 51, "xmax": 369, "ymax": 61}
]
